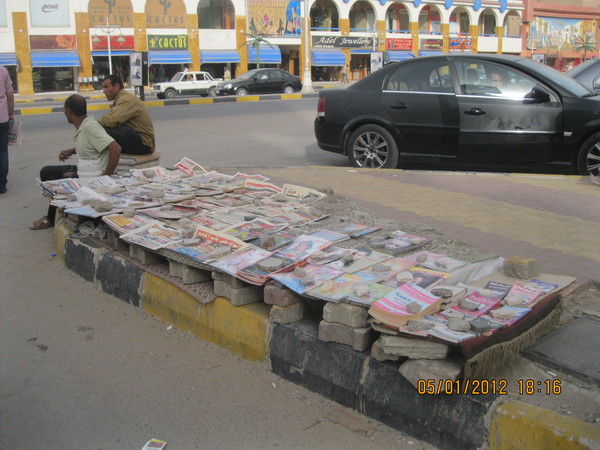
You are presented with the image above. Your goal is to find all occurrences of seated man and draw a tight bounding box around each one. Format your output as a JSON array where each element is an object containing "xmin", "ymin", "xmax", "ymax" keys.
[
  {"xmin": 98, "ymin": 75, "xmax": 155, "ymax": 155},
  {"xmin": 31, "ymin": 94, "xmax": 121, "ymax": 230}
]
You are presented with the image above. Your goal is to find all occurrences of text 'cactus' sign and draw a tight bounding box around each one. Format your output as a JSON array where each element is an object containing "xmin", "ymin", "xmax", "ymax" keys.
[{"xmin": 145, "ymin": 0, "xmax": 187, "ymax": 28}]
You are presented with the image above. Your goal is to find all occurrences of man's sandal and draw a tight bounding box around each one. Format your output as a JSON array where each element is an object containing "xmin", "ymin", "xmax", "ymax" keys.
[{"xmin": 30, "ymin": 216, "xmax": 53, "ymax": 230}]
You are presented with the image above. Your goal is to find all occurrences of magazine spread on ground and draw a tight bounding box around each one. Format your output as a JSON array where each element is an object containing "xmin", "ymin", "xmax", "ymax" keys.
[
  {"xmin": 307, "ymin": 272, "xmax": 378, "ymax": 303},
  {"xmin": 121, "ymin": 222, "xmax": 185, "ymax": 250},
  {"xmin": 102, "ymin": 213, "xmax": 158, "ymax": 235},
  {"xmin": 270, "ymin": 264, "xmax": 344, "ymax": 294},
  {"xmin": 210, "ymin": 246, "xmax": 273, "ymax": 276},
  {"xmin": 165, "ymin": 225, "xmax": 249, "ymax": 263},
  {"xmin": 335, "ymin": 223, "xmax": 382, "ymax": 238},
  {"xmin": 325, "ymin": 248, "xmax": 392, "ymax": 273}
]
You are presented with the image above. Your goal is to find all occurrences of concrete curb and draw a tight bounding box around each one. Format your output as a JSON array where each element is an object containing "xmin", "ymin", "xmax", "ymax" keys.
[{"xmin": 56, "ymin": 221, "xmax": 600, "ymax": 449}]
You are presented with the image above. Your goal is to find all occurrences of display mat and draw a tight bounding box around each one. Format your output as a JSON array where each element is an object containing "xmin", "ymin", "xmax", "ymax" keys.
[{"xmin": 523, "ymin": 317, "xmax": 600, "ymax": 386}]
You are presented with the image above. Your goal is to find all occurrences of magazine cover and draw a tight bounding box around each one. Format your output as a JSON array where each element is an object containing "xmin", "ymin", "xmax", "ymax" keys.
[
  {"xmin": 503, "ymin": 281, "xmax": 544, "ymax": 306},
  {"xmin": 307, "ymin": 272, "xmax": 378, "ymax": 303},
  {"xmin": 336, "ymin": 223, "xmax": 382, "ymax": 238},
  {"xmin": 449, "ymin": 291, "xmax": 502, "ymax": 318},
  {"xmin": 274, "ymin": 234, "xmax": 333, "ymax": 261},
  {"xmin": 102, "ymin": 213, "xmax": 157, "ymax": 235},
  {"xmin": 307, "ymin": 229, "xmax": 350, "ymax": 243},
  {"xmin": 237, "ymin": 254, "xmax": 299, "ymax": 285},
  {"xmin": 270, "ymin": 264, "xmax": 344, "ymax": 294},
  {"xmin": 354, "ymin": 257, "xmax": 416, "ymax": 283},
  {"xmin": 345, "ymin": 282, "xmax": 396, "ymax": 307},
  {"xmin": 174, "ymin": 157, "xmax": 207, "ymax": 175},
  {"xmin": 281, "ymin": 183, "xmax": 327, "ymax": 203},
  {"xmin": 369, "ymin": 231, "xmax": 433, "ymax": 257},
  {"xmin": 165, "ymin": 225, "xmax": 249, "ymax": 263},
  {"xmin": 210, "ymin": 246, "xmax": 273, "ymax": 276},
  {"xmin": 307, "ymin": 246, "xmax": 356, "ymax": 265},
  {"xmin": 138, "ymin": 205, "xmax": 199, "ymax": 220},
  {"xmin": 223, "ymin": 218, "xmax": 286, "ymax": 241},
  {"xmin": 258, "ymin": 229, "xmax": 299, "ymax": 251},
  {"xmin": 483, "ymin": 280, "xmax": 513, "ymax": 299},
  {"xmin": 407, "ymin": 266, "xmax": 449, "ymax": 290},
  {"xmin": 326, "ymin": 247, "xmax": 392, "ymax": 273},
  {"xmin": 121, "ymin": 222, "xmax": 185, "ymax": 250}
]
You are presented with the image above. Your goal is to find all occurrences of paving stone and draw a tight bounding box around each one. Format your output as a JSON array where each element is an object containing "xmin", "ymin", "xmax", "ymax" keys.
[
  {"xmin": 181, "ymin": 265, "xmax": 211, "ymax": 284},
  {"xmin": 214, "ymin": 280, "xmax": 263, "ymax": 306},
  {"xmin": 263, "ymin": 283, "xmax": 301, "ymax": 307},
  {"xmin": 270, "ymin": 302, "xmax": 304, "ymax": 323},
  {"xmin": 380, "ymin": 335, "xmax": 449, "ymax": 360},
  {"xmin": 503, "ymin": 256, "xmax": 540, "ymax": 279},
  {"xmin": 319, "ymin": 320, "xmax": 374, "ymax": 352},
  {"xmin": 323, "ymin": 302, "xmax": 369, "ymax": 328},
  {"xmin": 169, "ymin": 260, "xmax": 183, "ymax": 278}
]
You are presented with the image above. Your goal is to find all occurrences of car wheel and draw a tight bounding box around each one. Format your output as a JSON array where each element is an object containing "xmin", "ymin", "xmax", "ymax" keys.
[
  {"xmin": 236, "ymin": 87, "xmax": 248, "ymax": 96},
  {"xmin": 283, "ymin": 85, "xmax": 295, "ymax": 94},
  {"xmin": 157, "ymin": 93, "xmax": 165, "ymax": 99},
  {"xmin": 164, "ymin": 89, "xmax": 176, "ymax": 99},
  {"xmin": 208, "ymin": 87, "xmax": 216, "ymax": 97},
  {"xmin": 577, "ymin": 132, "xmax": 600, "ymax": 176},
  {"xmin": 347, "ymin": 124, "xmax": 399, "ymax": 169}
]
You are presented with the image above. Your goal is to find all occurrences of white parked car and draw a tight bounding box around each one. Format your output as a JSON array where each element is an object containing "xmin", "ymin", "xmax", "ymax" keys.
[{"xmin": 152, "ymin": 71, "xmax": 222, "ymax": 99}]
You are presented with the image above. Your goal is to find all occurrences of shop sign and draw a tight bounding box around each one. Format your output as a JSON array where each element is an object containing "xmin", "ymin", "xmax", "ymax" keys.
[
  {"xmin": 387, "ymin": 38, "xmax": 412, "ymax": 50},
  {"xmin": 91, "ymin": 35, "xmax": 135, "ymax": 51},
  {"xmin": 88, "ymin": 0, "xmax": 133, "ymax": 28},
  {"xmin": 147, "ymin": 34, "xmax": 188, "ymax": 50},
  {"xmin": 247, "ymin": 0, "xmax": 301, "ymax": 37},
  {"xmin": 420, "ymin": 38, "xmax": 443, "ymax": 50},
  {"xmin": 145, "ymin": 0, "xmax": 187, "ymax": 28},
  {"xmin": 30, "ymin": 0, "xmax": 70, "ymax": 27},
  {"xmin": 30, "ymin": 34, "xmax": 77, "ymax": 50},
  {"xmin": 450, "ymin": 37, "xmax": 472, "ymax": 51},
  {"xmin": 312, "ymin": 35, "xmax": 376, "ymax": 49}
]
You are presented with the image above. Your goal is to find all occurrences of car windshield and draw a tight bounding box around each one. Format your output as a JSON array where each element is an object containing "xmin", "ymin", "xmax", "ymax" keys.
[
  {"xmin": 516, "ymin": 59, "xmax": 591, "ymax": 96},
  {"xmin": 170, "ymin": 72, "xmax": 184, "ymax": 82}
]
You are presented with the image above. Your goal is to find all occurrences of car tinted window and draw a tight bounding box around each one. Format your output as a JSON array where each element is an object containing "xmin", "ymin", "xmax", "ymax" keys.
[
  {"xmin": 456, "ymin": 60, "xmax": 543, "ymax": 100},
  {"xmin": 385, "ymin": 61, "xmax": 454, "ymax": 93},
  {"xmin": 197, "ymin": 73, "xmax": 205, "ymax": 81},
  {"xmin": 271, "ymin": 70, "xmax": 285, "ymax": 80},
  {"xmin": 256, "ymin": 71, "xmax": 269, "ymax": 80}
]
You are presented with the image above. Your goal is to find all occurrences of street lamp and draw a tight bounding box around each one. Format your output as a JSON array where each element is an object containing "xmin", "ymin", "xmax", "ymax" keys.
[
  {"xmin": 92, "ymin": 18, "xmax": 125, "ymax": 76},
  {"xmin": 301, "ymin": 0, "xmax": 314, "ymax": 93}
]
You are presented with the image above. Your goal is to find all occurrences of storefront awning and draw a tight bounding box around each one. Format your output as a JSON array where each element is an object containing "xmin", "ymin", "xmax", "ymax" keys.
[
  {"xmin": 350, "ymin": 49, "xmax": 373, "ymax": 55},
  {"xmin": 385, "ymin": 51, "xmax": 415, "ymax": 62},
  {"xmin": 418, "ymin": 50, "xmax": 445, "ymax": 57},
  {"xmin": 200, "ymin": 50, "xmax": 240, "ymax": 63},
  {"xmin": 311, "ymin": 50, "xmax": 346, "ymax": 67},
  {"xmin": 91, "ymin": 51, "xmax": 131, "ymax": 57},
  {"xmin": 247, "ymin": 45, "xmax": 281, "ymax": 64},
  {"xmin": 148, "ymin": 50, "xmax": 192, "ymax": 65},
  {"xmin": 0, "ymin": 53, "xmax": 18, "ymax": 66},
  {"xmin": 31, "ymin": 52, "xmax": 81, "ymax": 67}
]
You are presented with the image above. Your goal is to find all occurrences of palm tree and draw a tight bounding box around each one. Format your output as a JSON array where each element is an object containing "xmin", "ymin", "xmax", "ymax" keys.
[
  {"xmin": 240, "ymin": 32, "xmax": 274, "ymax": 69},
  {"xmin": 574, "ymin": 35, "xmax": 597, "ymax": 61}
]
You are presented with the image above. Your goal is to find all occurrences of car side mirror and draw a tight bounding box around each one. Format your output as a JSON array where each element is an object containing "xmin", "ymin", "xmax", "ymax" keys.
[{"xmin": 523, "ymin": 86, "xmax": 550, "ymax": 104}]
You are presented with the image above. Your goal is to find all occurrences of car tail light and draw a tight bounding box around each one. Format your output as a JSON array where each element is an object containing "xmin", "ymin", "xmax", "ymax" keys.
[{"xmin": 317, "ymin": 96, "xmax": 325, "ymax": 118}]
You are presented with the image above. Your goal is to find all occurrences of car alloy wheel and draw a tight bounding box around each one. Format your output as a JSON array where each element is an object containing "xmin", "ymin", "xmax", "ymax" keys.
[
  {"xmin": 237, "ymin": 87, "xmax": 248, "ymax": 96},
  {"xmin": 283, "ymin": 85, "xmax": 294, "ymax": 94},
  {"xmin": 348, "ymin": 124, "xmax": 399, "ymax": 169},
  {"xmin": 165, "ymin": 89, "xmax": 176, "ymax": 99},
  {"xmin": 208, "ymin": 87, "xmax": 216, "ymax": 97},
  {"xmin": 577, "ymin": 132, "xmax": 600, "ymax": 176}
]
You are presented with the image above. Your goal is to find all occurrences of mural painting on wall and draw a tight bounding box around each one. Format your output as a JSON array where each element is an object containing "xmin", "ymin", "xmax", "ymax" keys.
[
  {"xmin": 88, "ymin": 0, "xmax": 134, "ymax": 28},
  {"xmin": 145, "ymin": 0, "xmax": 187, "ymax": 28},
  {"xmin": 247, "ymin": 0, "xmax": 301, "ymax": 37},
  {"xmin": 532, "ymin": 17, "xmax": 597, "ymax": 54},
  {"xmin": 30, "ymin": 35, "xmax": 77, "ymax": 50}
]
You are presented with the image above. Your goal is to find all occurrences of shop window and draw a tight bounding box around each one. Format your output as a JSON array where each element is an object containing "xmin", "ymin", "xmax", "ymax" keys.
[
  {"xmin": 310, "ymin": 0, "xmax": 339, "ymax": 30},
  {"xmin": 198, "ymin": 0, "xmax": 235, "ymax": 30},
  {"xmin": 386, "ymin": 4, "xmax": 409, "ymax": 32},
  {"xmin": 479, "ymin": 10, "xmax": 496, "ymax": 36},
  {"xmin": 350, "ymin": 1, "xmax": 375, "ymax": 31},
  {"xmin": 419, "ymin": 6, "xmax": 441, "ymax": 34},
  {"xmin": 504, "ymin": 11, "xmax": 521, "ymax": 37},
  {"xmin": 450, "ymin": 9, "xmax": 470, "ymax": 34}
]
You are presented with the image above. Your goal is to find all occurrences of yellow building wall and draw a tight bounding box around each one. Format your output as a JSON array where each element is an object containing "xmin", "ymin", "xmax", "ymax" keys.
[
  {"xmin": 75, "ymin": 13, "xmax": 94, "ymax": 91},
  {"xmin": 134, "ymin": 13, "xmax": 148, "ymax": 52},
  {"xmin": 496, "ymin": 25, "xmax": 504, "ymax": 54},
  {"xmin": 13, "ymin": 12, "xmax": 33, "ymax": 95},
  {"xmin": 470, "ymin": 24, "xmax": 479, "ymax": 53},
  {"xmin": 187, "ymin": 14, "xmax": 200, "ymax": 71},
  {"xmin": 236, "ymin": 16, "xmax": 248, "ymax": 74},
  {"xmin": 340, "ymin": 18, "xmax": 350, "ymax": 65},
  {"xmin": 410, "ymin": 22, "xmax": 420, "ymax": 56}
]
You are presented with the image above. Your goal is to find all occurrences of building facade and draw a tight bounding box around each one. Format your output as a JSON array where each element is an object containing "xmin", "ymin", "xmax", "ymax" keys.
[{"xmin": 5, "ymin": 0, "xmax": 588, "ymax": 95}]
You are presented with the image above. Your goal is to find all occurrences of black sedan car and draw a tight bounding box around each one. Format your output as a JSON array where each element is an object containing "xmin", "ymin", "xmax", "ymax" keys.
[
  {"xmin": 567, "ymin": 58, "xmax": 600, "ymax": 92},
  {"xmin": 314, "ymin": 54, "xmax": 600, "ymax": 175},
  {"xmin": 215, "ymin": 68, "xmax": 302, "ymax": 96}
]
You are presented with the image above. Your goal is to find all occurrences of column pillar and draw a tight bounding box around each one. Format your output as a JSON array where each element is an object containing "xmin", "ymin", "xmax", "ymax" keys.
[
  {"xmin": 75, "ymin": 13, "xmax": 93, "ymax": 91},
  {"xmin": 13, "ymin": 12, "xmax": 33, "ymax": 95},
  {"xmin": 188, "ymin": 14, "xmax": 200, "ymax": 71},
  {"xmin": 236, "ymin": 16, "xmax": 248, "ymax": 75},
  {"xmin": 496, "ymin": 25, "xmax": 504, "ymax": 54},
  {"xmin": 469, "ymin": 24, "xmax": 479, "ymax": 53},
  {"xmin": 410, "ymin": 21, "xmax": 419, "ymax": 56},
  {"xmin": 442, "ymin": 23, "xmax": 450, "ymax": 53}
]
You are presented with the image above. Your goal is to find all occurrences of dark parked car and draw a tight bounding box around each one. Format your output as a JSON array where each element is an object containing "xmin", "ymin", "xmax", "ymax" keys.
[
  {"xmin": 567, "ymin": 58, "xmax": 600, "ymax": 92},
  {"xmin": 215, "ymin": 68, "xmax": 302, "ymax": 96},
  {"xmin": 314, "ymin": 54, "xmax": 600, "ymax": 175}
]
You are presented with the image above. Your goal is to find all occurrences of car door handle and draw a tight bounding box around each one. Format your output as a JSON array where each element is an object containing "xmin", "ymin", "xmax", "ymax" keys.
[
  {"xmin": 464, "ymin": 108, "xmax": 486, "ymax": 116},
  {"xmin": 390, "ymin": 102, "xmax": 408, "ymax": 110}
]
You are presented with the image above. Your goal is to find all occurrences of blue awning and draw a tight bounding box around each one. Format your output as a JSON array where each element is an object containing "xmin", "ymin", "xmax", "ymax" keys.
[
  {"xmin": 31, "ymin": 52, "xmax": 81, "ymax": 67},
  {"xmin": 200, "ymin": 50, "xmax": 240, "ymax": 63},
  {"xmin": 91, "ymin": 51, "xmax": 131, "ymax": 57},
  {"xmin": 247, "ymin": 45, "xmax": 281, "ymax": 64},
  {"xmin": 385, "ymin": 51, "xmax": 415, "ymax": 62},
  {"xmin": 311, "ymin": 50, "xmax": 345, "ymax": 67},
  {"xmin": 148, "ymin": 50, "xmax": 192, "ymax": 65},
  {"xmin": 418, "ymin": 50, "xmax": 445, "ymax": 56},
  {"xmin": 350, "ymin": 49, "xmax": 373, "ymax": 54},
  {"xmin": 0, "ymin": 53, "xmax": 18, "ymax": 66}
]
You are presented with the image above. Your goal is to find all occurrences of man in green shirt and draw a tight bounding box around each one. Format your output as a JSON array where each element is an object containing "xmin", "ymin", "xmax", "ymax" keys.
[
  {"xmin": 98, "ymin": 75, "xmax": 155, "ymax": 155},
  {"xmin": 31, "ymin": 94, "xmax": 122, "ymax": 230}
]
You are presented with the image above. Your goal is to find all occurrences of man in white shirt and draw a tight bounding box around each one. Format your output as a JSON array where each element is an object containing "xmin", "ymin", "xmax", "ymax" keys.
[{"xmin": 31, "ymin": 94, "xmax": 121, "ymax": 230}]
